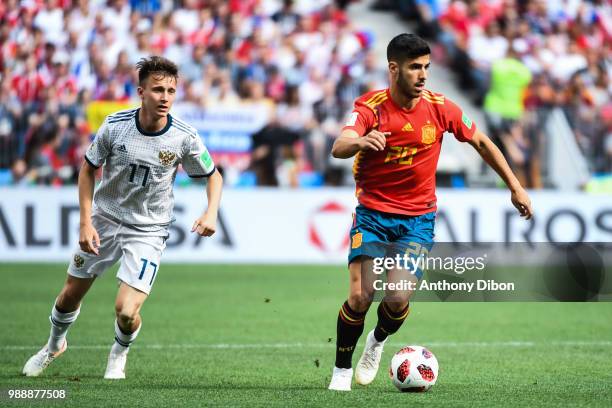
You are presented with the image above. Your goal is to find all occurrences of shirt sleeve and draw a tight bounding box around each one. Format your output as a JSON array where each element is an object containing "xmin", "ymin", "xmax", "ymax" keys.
[
  {"xmin": 181, "ymin": 132, "xmax": 216, "ymax": 178},
  {"xmin": 444, "ymin": 98, "xmax": 477, "ymax": 142},
  {"xmin": 84, "ymin": 119, "xmax": 111, "ymax": 168},
  {"xmin": 341, "ymin": 99, "xmax": 378, "ymax": 137}
]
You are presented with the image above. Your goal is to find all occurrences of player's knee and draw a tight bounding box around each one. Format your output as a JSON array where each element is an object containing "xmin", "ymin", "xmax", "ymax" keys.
[
  {"xmin": 115, "ymin": 304, "xmax": 139, "ymax": 327},
  {"xmin": 348, "ymin": 292, "xmax": 373, "ymax": 313},
  {"xmin": 384, "ymin": 299, "xmax": 409, "ymax": 314}
]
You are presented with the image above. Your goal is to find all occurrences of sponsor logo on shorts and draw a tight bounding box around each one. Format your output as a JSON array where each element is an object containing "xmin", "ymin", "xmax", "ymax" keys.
[
  {"xmin": 351, "ymin": 232, "xmax": 363, "ymax": 249},
  {"xmin": 73, "ymin": 254, "xmax": 85, "ymax": 268},
  {"xmin": 159, "ymin": 150, "xmax": 177, "ymax": 166}
]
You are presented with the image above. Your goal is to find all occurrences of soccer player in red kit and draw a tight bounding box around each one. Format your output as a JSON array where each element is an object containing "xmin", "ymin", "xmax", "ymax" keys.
[{"xmin": 327, "ymin": 34, "xmax": 533, "ymax": 391}]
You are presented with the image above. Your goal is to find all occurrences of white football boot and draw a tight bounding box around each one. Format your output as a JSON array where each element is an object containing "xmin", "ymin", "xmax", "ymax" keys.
[
  {"xmin": 22, "ymin": 340, "xmax": 67, "ymax": 377},
  {"xmin": 104, "ymin": 350, "xmax": 128, "ymax": 379},
  {"xmin": 328, "ymin": 366, "xmax": 353, "ymax": 391},
  {"xmin": 354, "ymin": 330, "xmax": 386, "ymax": 385}
]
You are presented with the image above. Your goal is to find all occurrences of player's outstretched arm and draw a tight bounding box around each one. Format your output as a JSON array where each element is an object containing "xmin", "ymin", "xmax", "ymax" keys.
[
  {"xmin": 78, "ymin": 161, "xmax": 100, "ymax": 255},
  {"xmin": 468, "ymin": 130, "xmax": 534, "ymax": 220},
  {"xmin": 192, "ymin": 168, "xmax": 223, "ymax": 237},
  {"xmin": 332, "ymin": 129, "xmax": 389, "ymax": 159}
]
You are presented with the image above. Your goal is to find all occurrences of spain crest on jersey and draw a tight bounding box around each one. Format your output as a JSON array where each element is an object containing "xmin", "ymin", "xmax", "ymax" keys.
[
  {"xmin": 159, "ymin": 150, "xmax": 176, "ymax": 166},
  {"xmin": 421, "ymin": 124, "xmax": 436, "ymax": 145}
]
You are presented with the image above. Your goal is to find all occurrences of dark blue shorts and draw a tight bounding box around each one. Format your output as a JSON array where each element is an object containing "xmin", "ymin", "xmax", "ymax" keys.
[{"xmin": 348, "ymin": 205, "xmax": 436, "ymax": 279}]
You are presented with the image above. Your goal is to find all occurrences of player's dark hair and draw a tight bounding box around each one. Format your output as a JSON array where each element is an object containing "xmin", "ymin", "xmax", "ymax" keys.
[
  {"xmin": 387, "ymin": 34, "xmax": 431, "ymax": 63},
  {"xmin": 136, "ymin": 56, "xmax": 178, "ymax": 86}
]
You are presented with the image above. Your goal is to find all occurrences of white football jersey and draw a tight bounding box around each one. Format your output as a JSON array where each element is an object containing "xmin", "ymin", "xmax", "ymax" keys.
[{"xmin": 85, "ymin": 108, "xmax": 215, "ymax": 232}]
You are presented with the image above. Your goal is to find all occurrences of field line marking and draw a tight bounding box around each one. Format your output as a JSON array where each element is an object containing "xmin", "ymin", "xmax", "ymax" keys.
[{"xmin": 2, "ymin": 340, "xmax": 612, "ymax": 351}]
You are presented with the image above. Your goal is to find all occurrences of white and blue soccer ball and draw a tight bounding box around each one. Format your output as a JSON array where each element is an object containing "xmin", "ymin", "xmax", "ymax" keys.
[{"xmin": 389, "ymin": 345, "xmax": 439, "ymax": 392}]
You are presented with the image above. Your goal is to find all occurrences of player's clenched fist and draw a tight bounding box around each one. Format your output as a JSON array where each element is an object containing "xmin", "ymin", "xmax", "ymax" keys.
[
  {"xmin": 510, "ymin": 188, "xmax": 534, "ymax": 220},
  {"xmin": 79, "ymin": 222, "xmax": 100, "ymax": 255},
  {"xmin": 358, "ymin": 130, "xmax": 389, "ymax": 152},
  {"xmin": 191, "ymin": 212, "xmax": 217, "ymax": 237}
]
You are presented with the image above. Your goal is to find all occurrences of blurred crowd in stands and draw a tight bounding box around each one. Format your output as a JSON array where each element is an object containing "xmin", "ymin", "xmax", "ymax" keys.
[
  {"xmin": 0, "ymin": 0, "xmax": 610, "ymax": 189},
  {"xmin": 380, "ymin": 0, "xmax": 611, "ymax": 188},
  {"xmin": 0, "ymin": 0, "xmax": 380, "ymax": 187}
]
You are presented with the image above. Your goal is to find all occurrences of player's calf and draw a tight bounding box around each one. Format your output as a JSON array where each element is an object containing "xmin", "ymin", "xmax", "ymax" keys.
[
  {"xmin": 374, "ymin": 301, "xmax": 410, "ymax": 342},
  {"xmin": 335, "ymin": 301, "xmax": 367, "ymax": 369},
  {"xmin": 105, "ymin": 275, "xmax": 149, "ymax": 379},
  {"xmin": 45, "ymin": 275, "xmax": 93, "ymax": 352},
  {"xmin": 48, "ymin": 301, "xmax": 81, "ymax": 353}
]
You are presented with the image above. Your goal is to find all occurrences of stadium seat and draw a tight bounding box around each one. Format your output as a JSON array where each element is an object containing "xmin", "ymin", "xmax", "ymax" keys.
[
  {"xmin": 0, "ymin": 169, "xmax": 12, "ymax": 186},
  {"xmin": 299, "ymin": 171, "xmax": 324, "ymax": 188},
  {"xmin": 235, "ymin": 171, "xmax": 257, "ymax": 188}
]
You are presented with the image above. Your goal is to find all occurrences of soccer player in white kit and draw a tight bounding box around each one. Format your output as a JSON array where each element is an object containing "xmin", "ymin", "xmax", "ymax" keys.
[{"xmin": 22, "ymin": 56, "xmax": 223, "ymax": 379}]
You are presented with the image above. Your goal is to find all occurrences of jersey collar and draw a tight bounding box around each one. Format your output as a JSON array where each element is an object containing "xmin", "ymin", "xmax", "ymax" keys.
[
  {"xmin": 386, "ymin": 88, "xmax": 422, "ymax": 113},
  {"xmin": 135, "ymin": 108, "xmax": 173, "ymax": 136}
]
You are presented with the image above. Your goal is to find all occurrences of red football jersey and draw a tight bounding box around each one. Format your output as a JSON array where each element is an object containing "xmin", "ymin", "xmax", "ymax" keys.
[{"xmin": 343, "ymin": 88, "xmax": 477, "ymax": 215}]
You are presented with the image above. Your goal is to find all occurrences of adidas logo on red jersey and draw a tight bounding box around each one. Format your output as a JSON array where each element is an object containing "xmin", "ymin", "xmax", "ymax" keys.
[{"xmin": 402, "ymin": 122, "xmax": 414, "ymax": 132}]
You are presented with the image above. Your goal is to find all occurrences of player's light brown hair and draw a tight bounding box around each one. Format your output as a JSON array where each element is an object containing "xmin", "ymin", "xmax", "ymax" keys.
[{"xmin": 136, "ymin": 56, "xmax": 179, "ymax": 86}]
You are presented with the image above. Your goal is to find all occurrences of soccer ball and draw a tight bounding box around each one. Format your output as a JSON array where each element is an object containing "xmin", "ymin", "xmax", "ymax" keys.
[{"xmin": 389, "ymin": 345, "xmax": 439, "ymax": 392}]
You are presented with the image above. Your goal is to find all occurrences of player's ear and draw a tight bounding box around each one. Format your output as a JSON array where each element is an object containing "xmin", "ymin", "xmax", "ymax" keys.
[
  {"xmin": 137, "ymin": 86, "xmax": 143, "ymax": 99},
  {"xmin": 388, "ymin": 61, "xmax": 399, "ymax": 77}
]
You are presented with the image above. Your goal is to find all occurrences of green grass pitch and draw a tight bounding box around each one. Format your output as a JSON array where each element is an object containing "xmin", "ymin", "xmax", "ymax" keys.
[{"xmin": 1, "ymin": 263, "xmax": 611, "ymax": 407}]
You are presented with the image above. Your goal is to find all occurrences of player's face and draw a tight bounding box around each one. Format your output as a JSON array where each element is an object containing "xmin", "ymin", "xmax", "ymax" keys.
[
  {"xmin": 392, "ymin": 55, "xmax": 430, "ymax": 99},
  {"xmin": 138, "ymin": 74, "xmax": 177, "ymax": 119}
]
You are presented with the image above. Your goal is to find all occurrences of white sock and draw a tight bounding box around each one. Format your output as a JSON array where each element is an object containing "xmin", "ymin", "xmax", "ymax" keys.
[
  {"xmin": 47, "ymin": 302, "xmax": 80, "ymax": 353},
  {"xmin": 112, "ymin": 319, "xmax": 141, "ymax": 355}
]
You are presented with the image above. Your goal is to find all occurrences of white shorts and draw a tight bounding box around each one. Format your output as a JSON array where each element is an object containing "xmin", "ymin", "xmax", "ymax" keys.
[{"xmin": 67, "ymin": 213, "xmax": 167, "ymax": 295}]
